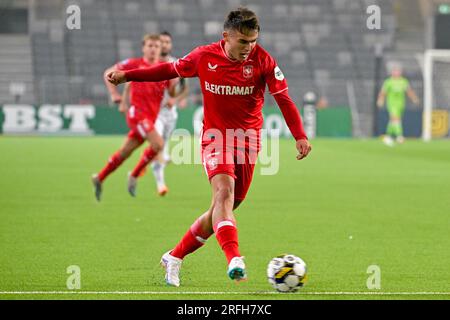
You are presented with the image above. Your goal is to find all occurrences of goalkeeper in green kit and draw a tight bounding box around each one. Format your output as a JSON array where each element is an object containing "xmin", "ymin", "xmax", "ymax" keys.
[{"xmin": 377, "ymin": 65, "xmax": 420, "ymax": 146}]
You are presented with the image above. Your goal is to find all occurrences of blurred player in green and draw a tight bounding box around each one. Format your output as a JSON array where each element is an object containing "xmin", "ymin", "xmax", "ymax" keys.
[{"xmin": 377, "ymin": 65, "xmax": 420, "ymax": 146}]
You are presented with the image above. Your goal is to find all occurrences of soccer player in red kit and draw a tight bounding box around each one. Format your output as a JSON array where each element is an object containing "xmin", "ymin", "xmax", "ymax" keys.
[
  {"xmin": 126, "ymin": 31, "xmax": 189, "ymax": 197},
  {"xmin": 107, "ymin": 8, "xmax": 312, "ymax": 286},
  {"xmin": 92, "ymin": 34, "xmax": 177, "ymax": 201}
]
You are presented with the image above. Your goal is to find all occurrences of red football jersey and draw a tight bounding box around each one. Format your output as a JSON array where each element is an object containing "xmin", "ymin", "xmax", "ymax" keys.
[
  {"xmin": 116, "ymin": 58, "xmax": 169, "ymax": 122},
  {"xmin": 173, "ymin": 40, "xmax": 288, "ymax": 142}
]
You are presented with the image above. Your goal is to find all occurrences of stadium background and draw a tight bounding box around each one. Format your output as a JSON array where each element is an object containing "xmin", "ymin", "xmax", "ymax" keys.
[
  {"xmin": 1, "ymin": 0, "xmax": 450, "ymax": 301},
  {"xmin": 1, "ymin": 0, "xmax": 449, "ymax": 138}
]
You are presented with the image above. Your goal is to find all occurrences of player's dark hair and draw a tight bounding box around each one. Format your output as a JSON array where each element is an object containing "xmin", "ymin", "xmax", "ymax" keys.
[
  {"xmin": 224, "ymin": 7, "xmax": 260, "ymax": 34},
  {"xmin": 160, "ymin": 31, "xmax": 172, "ymax": 38}
]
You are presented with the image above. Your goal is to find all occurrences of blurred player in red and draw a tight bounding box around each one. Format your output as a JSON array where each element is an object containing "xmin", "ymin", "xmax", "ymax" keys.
[
  {"xmin": 92, "ymin": 34, "xmax": 177, "ymax": 201},
  {"xmin": 107, "ymin": 8, "xmax": 311, "ymax": 286},
  {"xmin": 125, "ymin": 31, "xmax": 189, "ymax": 197}
]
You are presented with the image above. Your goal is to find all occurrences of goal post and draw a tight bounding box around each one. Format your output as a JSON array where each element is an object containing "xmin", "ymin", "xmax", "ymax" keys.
[{"xmin": 423, "ymin": 49, "xmax": 450, "ymax": 141}]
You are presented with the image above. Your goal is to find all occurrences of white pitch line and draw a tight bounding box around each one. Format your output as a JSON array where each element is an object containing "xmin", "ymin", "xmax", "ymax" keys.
[{"xmin": 0, "ymin": 291, "xmax": 449, "ymax": 295}]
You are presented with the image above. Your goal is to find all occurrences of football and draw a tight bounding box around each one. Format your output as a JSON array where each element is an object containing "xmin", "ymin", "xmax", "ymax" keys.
[{"xmin": 267, "ymin": 254, "xmax": 307, "ymax": 292}]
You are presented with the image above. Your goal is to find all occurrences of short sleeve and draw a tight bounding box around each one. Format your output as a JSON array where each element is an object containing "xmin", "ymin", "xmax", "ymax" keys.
[
  {"xmin": 264, "ymin": 55, "xmax": 288, "ymax": 95},
  {"xmin": 173, "ymin": 47, "xmax": 203, "ymax": 78},
  {"xmin": 115, "ymin": 58, "xmax": 139, "ymax": 71}
]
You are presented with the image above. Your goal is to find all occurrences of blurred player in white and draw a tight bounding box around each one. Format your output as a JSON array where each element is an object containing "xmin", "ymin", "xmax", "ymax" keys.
[{"xmin": 126, "ymin": 31, "xmax": 189, "ymax": 196}]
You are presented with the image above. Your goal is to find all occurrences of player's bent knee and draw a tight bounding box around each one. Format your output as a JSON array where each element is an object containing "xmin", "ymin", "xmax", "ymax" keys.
[
  {"xmin": 147, "ymin": 138, "xmax": 163, "ymax": 153},
  {"xmin": 152, "ymin": 143, "xmax": 164, "ymax": 153},
  {"xmin": 214, "ymin": 187, "xmax": 234, "ymax": 206}
]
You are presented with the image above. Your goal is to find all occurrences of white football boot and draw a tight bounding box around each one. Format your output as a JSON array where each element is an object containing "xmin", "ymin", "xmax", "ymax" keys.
[
  {"xmin": 382, "ymin": 135, "xmax": 395, "ymax": 147},
  {"xmin": 396, "ymin": 136, "xmax": 405, "ymax": 144},
  {"xmin": 160, "ymin": 251, "xmax": 182, "ymax": 287},
  {"xmin": 227, "ymin": 256, "xmax": 247, "ymax": 281}
]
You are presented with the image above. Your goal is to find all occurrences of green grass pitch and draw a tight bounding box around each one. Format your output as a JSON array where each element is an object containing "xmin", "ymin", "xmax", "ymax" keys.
[{"xmin": 0, "ymin": 136, "xmax": 449, "ymax": 300}]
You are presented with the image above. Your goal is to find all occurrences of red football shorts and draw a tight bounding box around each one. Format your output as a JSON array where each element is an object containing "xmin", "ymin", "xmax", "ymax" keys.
[
  {"xmin": 201, "ymin": 133, "xmax": 260, "ymax": 202},
  {"xmin": 126, "ymin": 106, "xmax": 155, "ymax": 143}
]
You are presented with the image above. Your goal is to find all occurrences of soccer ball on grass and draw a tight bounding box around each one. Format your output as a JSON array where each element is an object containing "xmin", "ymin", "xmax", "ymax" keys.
[{"xmin": 267, "ymin": 254, "xmax": 307, "ymax": 292}]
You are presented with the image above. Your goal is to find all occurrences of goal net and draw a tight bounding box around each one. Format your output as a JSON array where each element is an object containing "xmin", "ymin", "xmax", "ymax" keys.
[{"xmin": 423, "ymin": 50, "xmax": 450, "ymax": 141}]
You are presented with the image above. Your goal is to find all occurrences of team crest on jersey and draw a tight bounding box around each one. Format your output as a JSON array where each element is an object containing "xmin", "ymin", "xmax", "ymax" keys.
[
  {"xmin": 206, "ymin": 157, "xmax": 218, "ymax": 171},
  {"xmin": 243, "ymin": 65, "xmax": 253, "ymax": 79}
]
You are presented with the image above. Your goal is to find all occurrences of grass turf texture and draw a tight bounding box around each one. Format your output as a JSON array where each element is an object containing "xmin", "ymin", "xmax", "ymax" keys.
[{"xmin": 0, "ymin": 137, "xmax": 449, "ymax": 300}]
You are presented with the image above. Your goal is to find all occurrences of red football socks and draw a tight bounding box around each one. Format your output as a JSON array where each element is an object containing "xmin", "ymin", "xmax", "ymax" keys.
[
  {"xmin": 98, "ymin": 151, "xmax": 125, "ymax": 182},
  {"xmin": 131, "ymin": 147, "xmax": 157, "ymax": 178},
  {"xmin": 171, "ymin": 218, "xmax": 213, "ymax": 259},
  {"xmin": 214, "ymin": 220, "xmax": 240, "ymax": 264}
]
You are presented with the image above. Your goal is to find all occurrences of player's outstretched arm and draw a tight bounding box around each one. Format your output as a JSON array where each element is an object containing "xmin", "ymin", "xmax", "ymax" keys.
[
  {"xmin": 175, "ymin": 78, "xmax": 190, "ymax": 100},
  {"xmin": 107, "ymin": 62, "xmax": 179, "ymax": 86},
  {"xmin": 165, "ymin": 79, "xmax": 190, "ymax": 109},
  {"xmin": 119, "ymin": 83, "xmax": 130, "ymax": 114},
  {"xmin": 274, "ymin": 90, "xmax": 312, "ymax": 160},
  {"xmin": 104, "ymin": 66, "xmax": 123, "ymax": 103}
]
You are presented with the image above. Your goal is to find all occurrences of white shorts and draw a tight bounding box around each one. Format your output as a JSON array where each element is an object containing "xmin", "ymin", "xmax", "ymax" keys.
[{"xmin": 155, "ymin": 106, "xmax": 178, "ymax": 162}]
